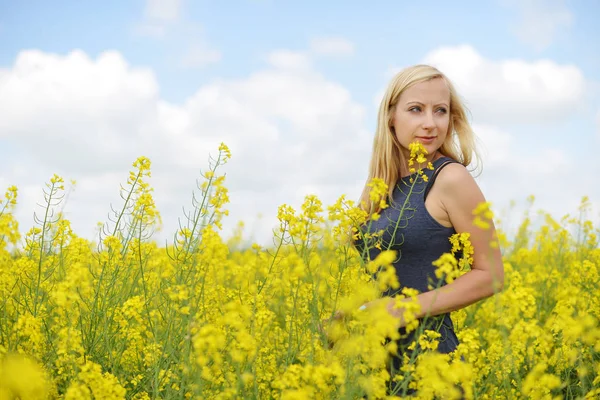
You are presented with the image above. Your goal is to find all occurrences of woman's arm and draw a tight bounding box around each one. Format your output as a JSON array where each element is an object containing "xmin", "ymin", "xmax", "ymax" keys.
[
  {"xmin": 411, "ymin": 163, "xmax": 504, "ymax": 318},
  {"xmin": 380, "ymin": 163, "xmax": 505, "ymax": 322}
]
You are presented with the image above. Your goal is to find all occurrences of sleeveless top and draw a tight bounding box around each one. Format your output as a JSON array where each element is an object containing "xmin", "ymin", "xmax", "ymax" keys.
[{"xmin": 354, "ymin": 156, "xmax": 461, "ymax": 360}]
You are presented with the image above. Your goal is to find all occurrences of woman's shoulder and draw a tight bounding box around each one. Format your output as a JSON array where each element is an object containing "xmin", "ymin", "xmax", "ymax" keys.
[
  {"xmin": 434, "ymin": 159, "xmax": 477, "ymax": 192},
  {"xmin": 433, "ymin": 159, "xmax": 487, "ymax": 227}
]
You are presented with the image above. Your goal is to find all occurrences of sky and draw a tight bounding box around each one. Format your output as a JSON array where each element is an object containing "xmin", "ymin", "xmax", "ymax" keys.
[{"xmin": 1, "ymin": 0, "xmax": 599, "ymax": 247}]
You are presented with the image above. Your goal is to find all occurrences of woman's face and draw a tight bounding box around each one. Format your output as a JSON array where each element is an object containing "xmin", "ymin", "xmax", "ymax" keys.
[{"xmin": 391, "ymin": 78, "xmax": 451, "ymax": 158}]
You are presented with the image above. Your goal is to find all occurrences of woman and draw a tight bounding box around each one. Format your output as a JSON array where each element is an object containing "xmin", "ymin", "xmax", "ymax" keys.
[{"xmin": 352, "ymin": 64, "xmax": 505, "ymax": 391}]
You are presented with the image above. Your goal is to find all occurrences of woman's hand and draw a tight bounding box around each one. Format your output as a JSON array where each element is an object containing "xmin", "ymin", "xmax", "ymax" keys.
[
  {"xmin": 360, "ymin": 297, "xmax": 406, "ymax": 328},
  {"xmin": 319, "ymin": 298, "xmax": 409, "ymax": 347},
  {"xmin": 317, "ymin": 310, "xmax": 346, "ymax": 348}
]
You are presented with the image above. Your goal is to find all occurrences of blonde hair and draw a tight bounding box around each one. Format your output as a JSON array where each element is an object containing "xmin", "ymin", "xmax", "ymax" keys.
[{"xmin": 359, "ymin": 64, "xmax": 480, "ymax": 214}]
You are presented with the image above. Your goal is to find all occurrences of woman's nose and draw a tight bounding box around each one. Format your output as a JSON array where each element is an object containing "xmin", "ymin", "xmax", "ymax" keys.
[{"xmin": 422, "ymin": 111, "xmax": 435, "ymax": 129}]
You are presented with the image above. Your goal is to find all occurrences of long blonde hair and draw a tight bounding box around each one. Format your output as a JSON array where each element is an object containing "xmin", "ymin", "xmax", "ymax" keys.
[{"xmin": 359, "ymin": 64, "xmax": 480, "ymax": 214}]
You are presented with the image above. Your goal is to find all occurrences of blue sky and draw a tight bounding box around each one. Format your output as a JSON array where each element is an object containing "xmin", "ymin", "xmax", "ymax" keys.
[
  {"xmin": 3, "ymin": 1, "xmax": 599, "ymax": 103},
  {"xmin": 1, "ymin": 0, "xmax": 599, "ymax": 244}
]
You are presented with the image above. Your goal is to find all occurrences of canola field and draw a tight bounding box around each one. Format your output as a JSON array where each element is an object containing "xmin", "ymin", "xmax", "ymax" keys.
[{"xmin": 0, "ymin": 145, "xmax": 599, "ymax": 399}]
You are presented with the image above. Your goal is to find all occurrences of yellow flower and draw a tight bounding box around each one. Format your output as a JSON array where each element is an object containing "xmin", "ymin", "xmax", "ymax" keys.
[
  {"xmin": 367, "ymin": 178, "xmax": 389, "ymax": 211},
  {"xmin": 219, "ymin": 142, "xmax": 232, "ymax": 160},
  {"xmin": 0, "ymin": 353, "xmax": 50, "ymax": 400},
  {"xmin": 473, "ymin": 201, "xmax": 494, "ymax": 230},
  {"xmin": 0, "ymin": 144, "xmax": 597, "ymax": 400}
]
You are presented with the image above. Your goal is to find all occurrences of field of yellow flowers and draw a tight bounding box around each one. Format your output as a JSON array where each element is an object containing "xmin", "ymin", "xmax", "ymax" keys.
[{"xmin": 0, "ymin": 144, "xmax": 599, "ymax": 399}]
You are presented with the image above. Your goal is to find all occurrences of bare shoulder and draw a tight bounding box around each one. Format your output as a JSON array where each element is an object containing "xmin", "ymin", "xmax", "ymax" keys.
[
  {"xmin": 436, "ymin": 162, "xmax": 475, "ymax": 186},
  {"xmin": 433, "ymin": 161, "xmax": 504, "ymax": 283},
  {"xmin": 435, "ymin": 162, "xmax": 485, "ymax": 211}
]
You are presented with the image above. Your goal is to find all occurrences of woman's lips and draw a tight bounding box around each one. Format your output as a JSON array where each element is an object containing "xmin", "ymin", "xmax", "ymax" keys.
[{"xmin": 416, "ymin": 136, "xmax": 436, "ymax": 144}]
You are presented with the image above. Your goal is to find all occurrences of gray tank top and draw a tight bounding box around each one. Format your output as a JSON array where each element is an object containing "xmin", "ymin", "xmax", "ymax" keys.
[{"xmin": 354, "ymin": 156, "xmax": 461, "ymax": 356}]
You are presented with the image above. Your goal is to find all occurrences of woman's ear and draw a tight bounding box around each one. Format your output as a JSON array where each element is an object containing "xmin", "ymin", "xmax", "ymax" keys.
[{"xmin": 388, "ymin": 108, "xmax": 396, "ymax": 133}]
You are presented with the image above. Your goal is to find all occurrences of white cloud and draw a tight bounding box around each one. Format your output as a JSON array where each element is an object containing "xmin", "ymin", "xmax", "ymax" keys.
[
  {"xmin": 144, "ymin": 0, "xmax": 182, "ymax": 22},
  {"xmin": 309, "ymin": 36, "xmax": 355, "ymax": 57},
  {"xmin": 134, "ymin": 0, "xmax": 183, "ymax": 38},
  {"xmin": 502, "ymin": 0, "xmax": 573, "ymax": 51},
  {"xmin": 266, "ymin": 50, "xmax": 312, "ymax": 71},
  {"xmin": 419, "ymin": 45, "xmax": 586, "ymax": 125},
  {"xmin": 1, "ymin": 46, "xmax": 597, "ymax": 249},
  {"xmin": 181, "ymin": 42, "xmax": 222, "ymax": 68},
  {"xmin": 0, "ymin": 50, "xmax": 160, "ymax": 172},
  {"xmin": 472, "ymin": 124, "xmax": 513, "ymax": 168},
  {"xmin": 473, "ymin": 123, "xmax": 572, "ymax": 176},
  {"xmin": 134, "ymin": 2, "xmax": 221, "ymax": 69},
  {"xmin": 381, "ymin": 46, "xmax": 587, "ymax": 126},
  {"xmin": 133, "ymin": 23, "xmax": 168, "ymax": 38},
  {"xmin": 596, "ymin": 109, "xmax": 600, "ymax": 138},
  {"xmin": 471, "ymin": 123, "xmax": 600, "ymax": 238},
  {"xmin": 0, "ymin": 49, "xmax": 369, "ymax": 246}
]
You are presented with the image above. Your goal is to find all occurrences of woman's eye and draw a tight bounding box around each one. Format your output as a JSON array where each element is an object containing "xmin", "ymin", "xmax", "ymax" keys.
[{"xmin": 408, "ymin": 106, "xmax": 447, "ymax": 114}]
